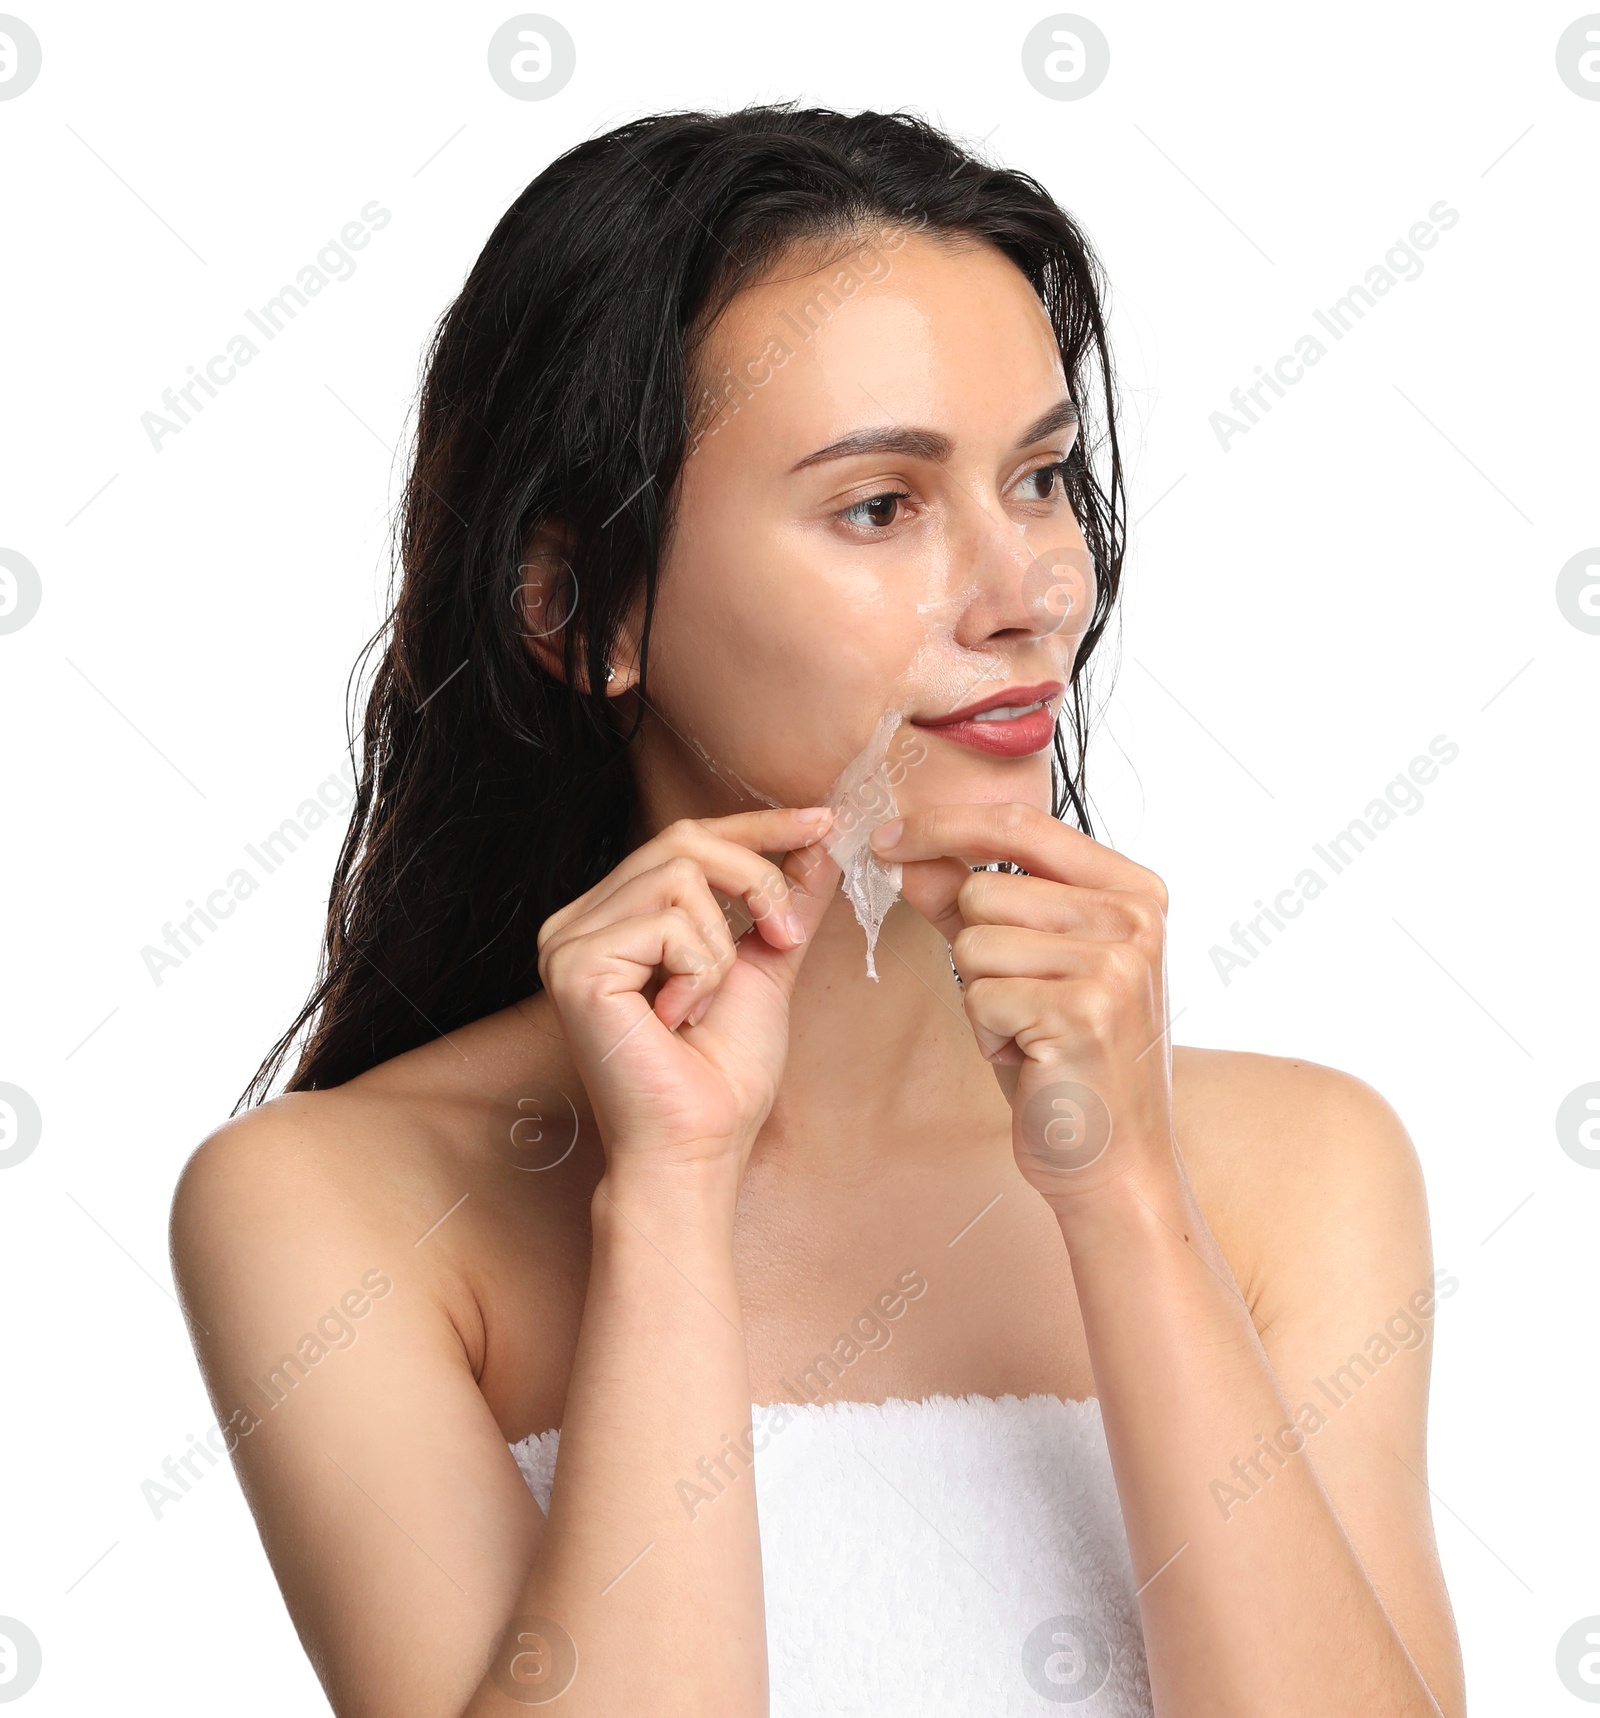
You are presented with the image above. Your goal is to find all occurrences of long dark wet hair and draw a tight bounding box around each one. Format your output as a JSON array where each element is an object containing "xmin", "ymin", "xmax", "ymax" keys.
[{"xmin": 239, "ymin": 102, "xmax": 1127, "ymax": 1107}]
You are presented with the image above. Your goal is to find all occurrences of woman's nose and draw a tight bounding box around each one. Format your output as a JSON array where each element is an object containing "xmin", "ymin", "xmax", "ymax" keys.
[{"xmin": 942, "ymin": 508, "xmax": 1095, "ymax": 644}]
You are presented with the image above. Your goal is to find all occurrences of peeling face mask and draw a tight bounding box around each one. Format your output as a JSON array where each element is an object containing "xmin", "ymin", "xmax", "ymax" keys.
[
  {"xmin": 818, "ymin": 707, "xmax": 906, "ymax": 981},
  {"xmin": 819, "ymin": 607, "xmax": 1006, "ymax": 981}
]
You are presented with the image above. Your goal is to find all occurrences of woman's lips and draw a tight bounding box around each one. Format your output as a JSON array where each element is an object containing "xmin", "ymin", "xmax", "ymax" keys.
[{"xmin": 910, "ymin": 698, "xmax": 1058, "ymax": 757}]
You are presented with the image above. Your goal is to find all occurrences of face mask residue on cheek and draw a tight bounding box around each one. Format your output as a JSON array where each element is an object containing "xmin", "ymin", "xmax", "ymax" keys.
[
  {"xmin": 820, "ymin": 605, "xmax": 1007, "ymax": 983},
  {"xmin": 676, "ymin": 707, "xmax": 906, "ymax": 977},
  {"xmin": 818, "ymin": 706, "xmax": 906, "ymax": 981}
]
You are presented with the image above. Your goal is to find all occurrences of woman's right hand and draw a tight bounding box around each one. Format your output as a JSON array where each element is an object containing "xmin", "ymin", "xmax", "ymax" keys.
[{"xmin": 535, "ymin": 807, "xmax": 840, "ymax": 1183}]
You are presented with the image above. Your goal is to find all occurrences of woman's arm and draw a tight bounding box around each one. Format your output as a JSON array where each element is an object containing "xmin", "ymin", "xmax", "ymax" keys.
[
  {"xmin": 172, "ymin": 1107, "xmax": 764, "ymax": 1718},
  {"xmin": 174, "ymin": 806, "xmax": 840, "ymax": 1717},
  {"xmin": 485, "ymin": 1160, "xmax": 766, "ymax": 1716},
  {"xmin": 873, "ymin": 804, "xmax": 1465, "ymax": 1718},
  {"xmin": 1054, "ymin": 1069, "xmax": 1464, "ymax": 1717},
  {"xmin": 1168, "ymin": 1049, "xmax": 1465, "ymax": 1715}
]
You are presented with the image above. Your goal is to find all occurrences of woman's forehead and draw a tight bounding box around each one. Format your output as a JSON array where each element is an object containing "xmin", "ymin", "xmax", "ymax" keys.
[{"xmin": 689, "ymin": 233, "xmax": 1067, "ymax": 471}]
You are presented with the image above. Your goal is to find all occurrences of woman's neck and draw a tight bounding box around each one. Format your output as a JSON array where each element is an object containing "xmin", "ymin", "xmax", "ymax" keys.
[{"xmin": 756, "ymin": 893, "xmax": 1011, "ymax": 1178}]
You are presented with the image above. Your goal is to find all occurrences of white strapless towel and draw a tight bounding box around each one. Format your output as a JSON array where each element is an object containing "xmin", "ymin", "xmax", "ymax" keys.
[{"xmin": 509, "ymin": 1392, "xmax": 1154, "ymax": 1715}]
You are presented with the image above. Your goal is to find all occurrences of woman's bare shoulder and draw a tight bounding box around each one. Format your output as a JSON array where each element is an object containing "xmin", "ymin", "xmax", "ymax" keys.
[
  {"xmin": 1171, "ymin": 1043, "xmax": 1413, "ymax": 1143},
  {"xmin": 1170, "ymin": 1045, "xmax": 1429, "ymax": 1305},
  {"xmin": 170, "ymin": 998, "xmax": 598, "ymax": 1394},
  {"xmin": 178, "ymin": 996, "xmax": 577, "ymax": 1211},
  {"xmin": 173, "ymin": 1058, "xmax": 485, "ymax": 1257},
  {"xmin": 172, "ymin": 1081, "xmax": 448, "ymax": 1239},
  {"xmin": 168, "ymin": 1083, "xmax": 479, "ymax": 1383}
]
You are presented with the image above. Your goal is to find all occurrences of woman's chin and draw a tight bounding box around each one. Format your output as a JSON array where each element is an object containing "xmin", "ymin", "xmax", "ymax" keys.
[{"xmin": 899, "ymin": 749, "xmax": 1056, "ymax": 817}]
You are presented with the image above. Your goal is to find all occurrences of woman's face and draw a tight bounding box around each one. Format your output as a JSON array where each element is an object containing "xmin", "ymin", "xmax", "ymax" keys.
[{"xmin": 636, "ymin": 228, "xmax": 1095, "ymax": 828}]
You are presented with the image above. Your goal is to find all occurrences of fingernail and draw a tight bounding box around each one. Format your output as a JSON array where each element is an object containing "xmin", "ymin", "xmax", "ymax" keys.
[
  {"xmin": 870, "ymin": 818, "xmax": 904, "ymax": 852},
  {"xmin": 795, "ymin": 806, "xmax": 831, "ymax": 824},
  {"xmin": 783, "ymin": 910, "xmax": 807, "ymax": 943}
]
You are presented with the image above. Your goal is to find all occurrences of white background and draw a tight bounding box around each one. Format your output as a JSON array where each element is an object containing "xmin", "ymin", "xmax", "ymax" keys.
[{"xmin": 2, "ymin": 2, "xmax": 1596, "ymax": 1712}]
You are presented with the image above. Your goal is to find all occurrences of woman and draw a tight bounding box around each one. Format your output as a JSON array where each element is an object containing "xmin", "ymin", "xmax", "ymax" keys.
[{"xmin": 171, "ymin": 105, "xmax": 1465, "ymax": 1715}]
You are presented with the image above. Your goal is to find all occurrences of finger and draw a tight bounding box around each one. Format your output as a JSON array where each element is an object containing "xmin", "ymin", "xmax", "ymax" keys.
[
  {"xmin": 540, "ymin": 861, "xmax": 743, "ymax": 1033},
  {"xmin": 890, "ymin": 853, "xmax": 979, "ymax": 946},
  {"xmin": 960, "ymin": 971, "xmax": 1160, "ymax": 1066},
  {"xmin": 650, "ymin": 912, "xmax": 741, "ymax": 1030},
  {"xmin": 540, "ymin": 808, "xmax": 834, "ymax": 954},
  {"xmin": 642, "ymin": 841, "xmax": 843, "ymax": 1037},
  {"xmin": 710, "ymin": 837, "xmax": 842, "ymax": 1006},
  {"xmin": 542, "ymin": 906, "xmax": 730, "ymax": 1060},
  {"xmin": 777, "ymin": 836, "xmax": 843, "ymax": 938},
  {"xmin": 871, "ymin": 803, "xmax": 1166, "ymax": 905},
  {"xmin": 659, "ymin": 838, "xmax": 844, "ymax": 1038},
  {"xmin": 951, "ymin": 925, "xmax": 1158, "ymax": 992},
  {"xmin": 956, "ymin": 874, "xmax": 1166, "ymax": 945},
  {"xmin": 544, "ymin": 859, "xmax": 739, "ymax": 968},
  {"xmin": 960, "ymin": 974, "xmax": 1106, "ymax": 1065},
  {"xmin": 654, "ymin": 956, "xmax": 723, "ymax": 1031}
]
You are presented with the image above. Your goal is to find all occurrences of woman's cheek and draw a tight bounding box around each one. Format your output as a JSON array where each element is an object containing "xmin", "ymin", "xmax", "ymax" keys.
[{"xmin": 883, "ymin": 730, "xmax": 929, "ymax": 788}]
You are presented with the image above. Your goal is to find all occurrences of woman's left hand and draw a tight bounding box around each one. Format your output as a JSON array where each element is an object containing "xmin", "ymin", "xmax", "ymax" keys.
[{"xmin": 870, "ymin": 803, "xmax": 1178, "ymax": 1214}]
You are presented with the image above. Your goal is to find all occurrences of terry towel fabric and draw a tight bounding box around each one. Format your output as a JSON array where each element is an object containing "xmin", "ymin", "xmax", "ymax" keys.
[{"xmin": 509, "ymin": 1391, "xmax": 1154, "ymax": 1715}]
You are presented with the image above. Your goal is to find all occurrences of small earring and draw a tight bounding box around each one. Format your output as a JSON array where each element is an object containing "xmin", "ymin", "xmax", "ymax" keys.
[{"xmin": 604, "ymin": 664, "xmax": 616, "ymax": 684}]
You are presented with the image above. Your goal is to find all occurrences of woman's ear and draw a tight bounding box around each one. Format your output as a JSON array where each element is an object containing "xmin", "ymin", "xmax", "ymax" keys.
[{"xmin": 514, "ymin": 520, "xmax": 641, "ymax": 696}]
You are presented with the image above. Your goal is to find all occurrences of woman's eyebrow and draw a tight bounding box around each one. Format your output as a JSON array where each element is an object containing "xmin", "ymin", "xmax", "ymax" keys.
[
  {"xmin": 789, "ymin": 425, "xmax": 950, "ymax": 472},
  {"xmin": 1017, "ymin": 398, "xmax": 1080, "ymax": 447},
  {"xmin": 788, "ymin": 398, "xmax": 1079, "ymax": 474}
]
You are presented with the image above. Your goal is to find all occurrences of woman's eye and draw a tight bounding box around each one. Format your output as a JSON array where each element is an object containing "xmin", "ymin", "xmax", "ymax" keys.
[
  {"xmin": 838, "ymin": 490, "xmax": 911, "ymax": 531},
  {"xmin": 1020, "ymin": 460, "xmax": 1070, "ymax": 502}
]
